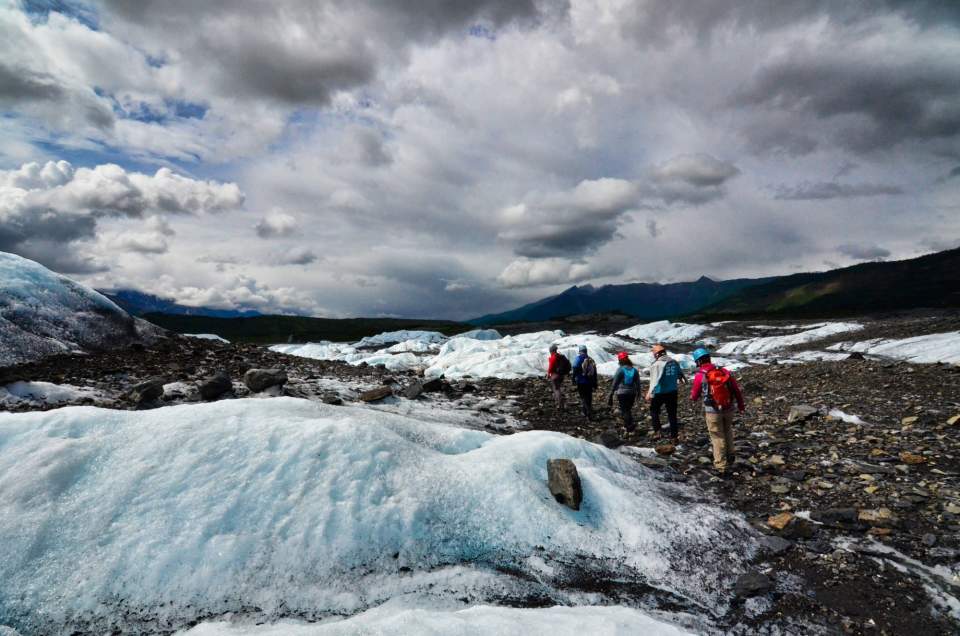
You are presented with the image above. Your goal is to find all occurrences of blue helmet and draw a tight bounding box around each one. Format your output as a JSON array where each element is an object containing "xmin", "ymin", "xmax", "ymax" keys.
[{"xmin": 691, "ymin": 347, "xmax": 711, "ymax": 363}]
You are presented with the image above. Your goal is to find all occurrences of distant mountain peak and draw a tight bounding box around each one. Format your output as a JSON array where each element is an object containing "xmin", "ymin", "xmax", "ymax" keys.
[{"xmin": 695, "ymin": 275, "xmax": 715, "ymax": 284}]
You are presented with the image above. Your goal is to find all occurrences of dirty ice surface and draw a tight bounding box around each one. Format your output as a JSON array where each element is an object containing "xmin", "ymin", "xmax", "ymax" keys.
[
  {"xmin": 181, "ymin": 603, "xmax": 695, "ymax": 636},
  {"xmin": 827, "ymin": 331, "xmax": 960, "ymax": 364},
  {"xmin": 0, "ymin": 398, "xmax": 755, "ymax": 635}
]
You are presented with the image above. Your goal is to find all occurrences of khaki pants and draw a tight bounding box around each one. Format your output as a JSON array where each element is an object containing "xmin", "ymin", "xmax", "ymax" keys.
[{"xmin": 704, "ymin": 411, "xmax": 736, "ymax": 470}]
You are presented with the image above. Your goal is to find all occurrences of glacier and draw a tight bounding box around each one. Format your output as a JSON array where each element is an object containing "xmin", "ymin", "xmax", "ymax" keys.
[
  {"xmin": 0, "ymin": 251, "xmax": 158, "ymax": 366},
  {"xmin": 0, "ymin": 398, "xmax": 756, "ymax": 634}
]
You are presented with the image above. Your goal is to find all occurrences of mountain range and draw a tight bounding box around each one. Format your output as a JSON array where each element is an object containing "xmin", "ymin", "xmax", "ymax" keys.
[
  {"xmin": 472, "ymin": 247, "xmax": 960, "ymax": 325},
  {"xmin": 99, "ymin": 289, "xmax": 262, "ymax": 319}
]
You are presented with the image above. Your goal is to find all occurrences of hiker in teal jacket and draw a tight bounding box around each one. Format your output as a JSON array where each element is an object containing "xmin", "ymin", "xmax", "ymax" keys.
[{"xmin": 607, "ymin": 352, "xmax": 641, "ymax": 432}]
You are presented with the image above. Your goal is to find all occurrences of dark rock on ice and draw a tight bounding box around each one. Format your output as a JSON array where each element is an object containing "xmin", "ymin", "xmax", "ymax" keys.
[
  {"xmin": 547, "ymin": 458, "xmax": 582, "ymax": 511},
  {"xmin": 243, "ymin": 368, "xmax": 288, "ymax": 392}
]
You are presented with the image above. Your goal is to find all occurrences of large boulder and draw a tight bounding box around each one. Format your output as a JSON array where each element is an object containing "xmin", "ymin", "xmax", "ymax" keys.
[
  {"xmin": 243, "ymin": 368, "xmax": 287, "ymax": 393},
  {"xmin": 197, "ymin": 372, "xmax": 232, "ymax": 401},
  {"xmin": 547, "ymin": 459, "xmax": 583, "ymax": 511},
  {"xmin": 359, "ymin": 386, "xmax": 393, "ymax": 402},
  {"xmin": 126, "ymin": 378, "xmax": 166, "ymax": 405},
  {"xmin": 733, "ymin": 571, "xmax": 774, "ymax": 599}
]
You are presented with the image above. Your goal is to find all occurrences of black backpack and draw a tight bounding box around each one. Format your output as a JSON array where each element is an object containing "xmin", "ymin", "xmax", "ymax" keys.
[{"xmin": 554, "ymin": 353, "xmax": 571, "ymax": 376}]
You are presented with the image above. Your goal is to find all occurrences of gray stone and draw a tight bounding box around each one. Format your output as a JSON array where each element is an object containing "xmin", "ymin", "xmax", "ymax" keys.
[
  {"xmin": 596, "ymin": 429, "xmax": 623, "ymax": 449},
  {"xmin": 787, "ymin": 405, "xmax": 819, "ymax": 423},
  {"xmin": 197, "ymin": 372, "xmax": 231, "ymax": 401},
  {"xmin": 422, "ymin": 378, "xmax": 445, "ymax": 393},
  {"xmin": 127, "ymin": 378, "xmax": 165, "ymax": 405},
  {"xmin": 922, "ymin": 533, "xmax": 937, "ymax": 547},
  {"xmin": 846, "ymin": 352, "xmax": 865, "ymax": 360},
  {"xmin": 547, "ymin": 459, "xmax": 583, "ymax": 511},
  {"xmin": 403, "ymin": 382, "xmax": 424, "ymax": 400},
  {"xmin": 359, "ymin": 386, "xmax": 393, "ymax": 402},
  {"xmin": 810, "ymin": 508, "xmax": 858, "ymax": 524},
  {"xmin": 759, "ymin": 535, "xmax": 794, "ymax": 556},
  {"xmin": 243, "ymin": 368, "xmax": 288, "ymax": 392},
  {"xmin": 734, "ymin": 571, "xmax": 774, "ymax": 598}
]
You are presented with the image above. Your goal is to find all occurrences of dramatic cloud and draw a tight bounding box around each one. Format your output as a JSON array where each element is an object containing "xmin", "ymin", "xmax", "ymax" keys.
[
  {"xmin": 0, "ymin": 160, "xmax": 242, "ymax": 270},
  {"xmin": 774, "ymin": 182, "xmax": 904, "ymax": 200},
  {"xmin": 497, "ymin": 258, "xmax": 623, "ymax": 289},
  {"xmin": 0, "ymin": 2, "xmax": 955, "ymax": 317},
  {"xmin": 254, "ymin": 212, "xmax": 298, "ymax": 239}
]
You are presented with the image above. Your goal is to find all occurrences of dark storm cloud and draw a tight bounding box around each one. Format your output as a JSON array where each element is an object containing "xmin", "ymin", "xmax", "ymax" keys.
[
  {"xmin": 98, "ymin": 0, "xmax": 540, "ymax": 106},
  {"xmin": 0, "ymin": 62, "xmax": 114, "ymax": 129},
  {"xmin": 620, "ymin": 0, "xmax": 960, "ymax": 44},
  {"xmin": 837, "ymin": 243, "xmax": 891, "ymax": 261},
  {"xmin": 734, "ymin": 55, "xmax": 960, "ymax": 153},
  {"xmin": 10, "ymin": 240, "xmax": 108, "ymax": 274},
  {"xmin": 0, "ymin": 63, "xmax": 64, "ymax": 101},
  {"xmin": 773, "ymin": 182, "xmax": 904, "ymax": 200}
]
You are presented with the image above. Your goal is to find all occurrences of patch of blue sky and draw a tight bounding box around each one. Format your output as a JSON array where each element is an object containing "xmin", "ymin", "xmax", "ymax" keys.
[
  {"xmin": 21, "ymin": 0, "xmax": 98, "ymax": 30},
  {"xmin": 468, "ymin": 24, "xmax": 496, "ymax": 41}
]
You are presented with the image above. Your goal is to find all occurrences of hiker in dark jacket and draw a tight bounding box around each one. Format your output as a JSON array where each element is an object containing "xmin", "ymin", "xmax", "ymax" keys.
[
  {"xmin": 571, "ymin": 344, "xmax": 598, "ymax": 420},
  {"xmin": 607, "ymin": 352, "xmax": 641, "ymax": 432}
]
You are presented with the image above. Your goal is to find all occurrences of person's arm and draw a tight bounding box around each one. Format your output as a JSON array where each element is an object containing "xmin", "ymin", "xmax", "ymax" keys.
[
  {"xmin": 572, "ymin": 356, "xmax": 583, "ymax": 383},
  {"xmin": 647, "ymin": 361, "xmax": 663, "ymax": 400},
  {"xmin": 689, "ymin": 371, "xmax": 702, "ymax": 401},
  {"xmin": 607, "ymin": 368, "xmax": 622, "ymax": 402},
  {"xmin": 729, "ymin": 375, "xmax": 746, "ymax": 412}
]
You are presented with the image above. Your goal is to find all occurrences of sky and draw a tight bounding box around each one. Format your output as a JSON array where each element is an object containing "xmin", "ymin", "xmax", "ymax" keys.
[{"xmin": 1, "ymin": 0, "xmax": 959, "ymax": 320}]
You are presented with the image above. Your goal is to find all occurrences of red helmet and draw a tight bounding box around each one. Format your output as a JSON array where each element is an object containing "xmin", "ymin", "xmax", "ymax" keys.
[{"xmin": 617, "ymin": 351, "xmax": 629, "ymax": 361}]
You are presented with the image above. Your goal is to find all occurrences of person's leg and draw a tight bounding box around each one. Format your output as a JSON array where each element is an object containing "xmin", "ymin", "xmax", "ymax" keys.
[
  {"xmin": 649, "ymin": 393, "xmax": 662, "ymax": 436},
  {"xmin": 584, "ymin": 387, "xmax": 593, "ymax": 419},
  {"xmin": 618, "ymin": 394, "xmax": 636, "ymax": 432},
  {"xmin": 665, "ymin": 392, "xmax": 679, "ymax": 439},
  {"xmin": 705, "ymin": 412, "xmax": 728, "ymax": 471},
  {"xmin": 723, "ymin": 410, "xmax": 736, "ymax": 463},
  {"xmin": 550, "ymin": 376, "xmax": 563, "ymax": 410},
  {"xmin": 577, "ymin": 385, "xmax": 591, "ymax": 418}
]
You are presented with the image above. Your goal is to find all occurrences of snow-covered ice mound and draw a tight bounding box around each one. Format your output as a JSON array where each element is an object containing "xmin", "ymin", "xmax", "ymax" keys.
[
  {"xmin": 0, "ymin": 251, "xmax": 158, "ymax": 366},
  {"xmin": 356, "ymin": 330, "xmax": 447, "ymax": 348},
  {"xmin": 0, "ymin": 381, "xmax": 101, "ymax": 407},
  {"xmin": 0, "ymin": 398, "xmax": 754, "ymax": 634},
  {"xmin": 826, "ymin": 331, "xmax": 960, "ymax": 364},
  {"xmin": 425, "ymin": 331, "xmax": 638, "ymax": 379},
  {"xmin": 617, "ymin": 320, "xmax": 710, "ymax": 344},
  {"xmin": 456, "ymin": 328, "xmax": 502, "ymax": 341},
  {"xmin": 716, "ymin": 322, "xmax": 863, "ymax": 356},
  {"xmin": 185, "ymin": 333, "xmax": 230, "ymax": 343},
  {"xmin": 183, "ymin": 603, "xmax": 693, "ymax": 635}
]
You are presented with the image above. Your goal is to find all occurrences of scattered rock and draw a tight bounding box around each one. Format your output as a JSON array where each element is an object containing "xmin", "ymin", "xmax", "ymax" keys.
[
  {"xmin": 126, "ymin": 378, "xmax": 165, "ymax": 405},
  {"xmin": 858, "ymin": 508, "xmax": 897, "ymax": 526},
  {"xmin": 767, "ymin": 512, "xmax": 794, "ymax": 530},
  {"xmin": 781, "ymin": 517, "xmax": 816, "ymax": 539},
  {"xmin": 655, "ymin": 443, "xmax": 676, "ymax": 456},
  {"xmin": 359, "ymin": 386, "xmax": 393, "ymax": 402},
  {"xmin": 321, "ymin": 394, "xmax": 343, "ymax": 405},
  {"xmin": 922, "ymin": 533, "xmax": 937, "ymax": 547},
  {"xmin": 901, "ymin": 416, "xmax": 919, "ymax": 425},
  {"xmin": 243, "ymin": 368, "xmax": 288, "ymax": 392},
  {"xmin": 596, "ymin": 429, "xmax": 623, "ymax": 449},
  {"xmin": 403, "ymin": 382, "xmax": 424, "ymax": 400},
  {"xmin": 733, "ymin": 571, "xmax": 774, "ymax": 598},
  {"xmin": 787, "ymin": 405, "xmax": 818, "ymax": 423},
  {"xmin": 197, "ymin": 372, "xmax": 232, "ymax": 401},
  {"xmin": 547, "ymin": 458, "xmax": 582, "ymax": 511},
  {"xmin": 811, "ymin": 508, "xmax": 858, "ymax": 524},
  {"xmin": 947, "ymin": 414, "xmax": 960, "ymax": 426},
  {"xmin": 759, "ymin": 535, "xmax": 794, "ymax": 556},
  {"xmin": 846, "ymin": 352, "xmax": 865, "ymax": 360},
  {"xmin": 421, "ymin": 378, "xmax": 445, "ymax": 393},
  {"xmin": 899, "ymin": 451, "xmax": 926, "ymax": 465}
]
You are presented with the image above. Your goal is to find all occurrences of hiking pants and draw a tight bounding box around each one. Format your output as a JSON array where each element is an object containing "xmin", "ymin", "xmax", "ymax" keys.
[
  {"xmin": 650, "ymin": 391, "xmax": 679, "ymax": 438},
  {"xmin": 705, "ymin": 410, "xmax": 736, "ymax": 470},
  {"xmin": 576, "ymin": 384, "xmax": 594, "ymax": 419},
  {"xmin": 617, "ymin": 393, "xmax": 637, "ymax": 432},
  {"xmin": 549, "ymin": 374, "xmax": 566, "ymax": 409}
]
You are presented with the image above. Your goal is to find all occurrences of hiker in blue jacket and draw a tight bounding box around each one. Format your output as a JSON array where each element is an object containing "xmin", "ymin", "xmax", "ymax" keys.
[
  {"xmin": 607, "ymin": 352, "xmax": 641, "ymax": 432},
  {"xmin": 571, "ymin": 345, "xmax": 598, "ymax": 420},
  {"xmin": 645, "ymin": 343, "xmax": 686, "ymax": 441}
]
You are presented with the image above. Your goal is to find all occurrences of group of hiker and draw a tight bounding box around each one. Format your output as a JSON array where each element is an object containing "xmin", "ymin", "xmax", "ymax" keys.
[{"xmin": 546, "ymin": 343, "xmax": 745, "ymax": 474}]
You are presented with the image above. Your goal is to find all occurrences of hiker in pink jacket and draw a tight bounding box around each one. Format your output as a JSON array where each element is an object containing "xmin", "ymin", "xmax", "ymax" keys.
[{"xmin": 689, "ymin": 348, "xmax": 744, "ymax": 474}]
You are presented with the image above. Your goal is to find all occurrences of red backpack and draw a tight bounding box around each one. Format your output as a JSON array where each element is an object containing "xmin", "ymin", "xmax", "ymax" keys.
[{"xmin": 705, "ymin": 366, "xmax": 734, "ymax": 410}]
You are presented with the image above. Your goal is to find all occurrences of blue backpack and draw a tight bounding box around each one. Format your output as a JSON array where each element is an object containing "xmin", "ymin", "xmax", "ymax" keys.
[{"xmin": 622, "ymin": 367, "xmax": 638, "ymax": 386}]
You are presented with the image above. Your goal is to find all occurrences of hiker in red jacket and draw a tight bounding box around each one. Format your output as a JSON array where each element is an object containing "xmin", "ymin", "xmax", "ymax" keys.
[
  {"xmin": 546, "ymin": 343, "xmax": 570, "ymax": 411},
  {"xmin": 689, "ymin": 348, "xmax": 744, "ymax": 474}
]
